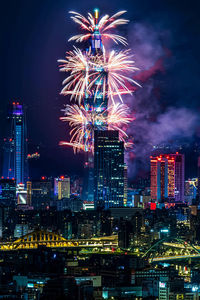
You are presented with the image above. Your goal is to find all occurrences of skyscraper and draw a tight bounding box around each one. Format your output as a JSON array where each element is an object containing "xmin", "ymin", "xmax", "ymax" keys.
[
  {"xmin": 0, "ymin": 179, "xmax": 16, "ymax": 206},
  {"xmin": 185, "ymin": 178, "xmax": 197, "ymax": 203},
  {"xmin": 26, "ymin": 181, "xmax": 32, "ymax": 206},
  {"xmin": 124, "ymin": 164, "xmax": 128, "ymax": 207},
  {"xmin": 82, "ymin": 10, "xmax": 108, "ymax": 202},
  {"xmin": 94, "ymin": 130, "xmax": 124, "ymax": 209},
  {"xmin": 58, "ymin": 10, "xmax": 135, "ymax": 204},
  {"xmin": 82, "ymin": 156, "xmax": 94, "ymax": 202},
  {"xmin": 150, "ymin": 153, "xmax": 185, "ymax": 203},
  {"xmin": 54, "ymin": 176, "xmax": 70, "ymax": 200},
  {"xmin": 2, "ymin": 102, "xmax": 27, "ymax": 185},
  {"xmin": 31, "ymin": 178, "xmax": 52, "ymax": 209},
  {"xmin": 16, "ymin": 183, "xmax": 27, "ymax": 205}
]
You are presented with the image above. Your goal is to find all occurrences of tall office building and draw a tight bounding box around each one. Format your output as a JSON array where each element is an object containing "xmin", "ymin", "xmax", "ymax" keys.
[
  {"xmin": 81, "ymin": 16, "xmax": 108, "ymax": 202},
  {"xmin": 124, "ymin": 164, "xmax": 128, "ymax": 207},
  {"xmin": 185, "ymin": 178, "xmax": 197, "ymax": 203},
  {"xmin": 0, "ymin": 179, "xmax": 16, "ymax": 206},
  {"xmin": 150, "ymin": 153, "xmax": 185, "ymax": 202},
  {"xmin": 26, "ymin": 181, "xmax": 32, "ymax": 206},
  {"xmin": 54, "ymin": 176, "xmax": 70, "ymax": 200},
  {"xmin": 16, "ymin": 183, "xmax": 27, "ymax": 205},
  {"xmin": 94, "ymin": 130, "xmax": 124, "ymax": 209},
  {"xmin": 31, "ymin": 179, "xmax": 52, "ymax": 209},
  {"xmin": 2, "ymin": 102, "xmax": 27, "ymax": 185},
  {"xmin": 14, "ymin": 210, "xmax": 29, "ymax": 238},
  {"xmin": 82, "ymin": 155, "xmax": 94, "ymax": 202}
]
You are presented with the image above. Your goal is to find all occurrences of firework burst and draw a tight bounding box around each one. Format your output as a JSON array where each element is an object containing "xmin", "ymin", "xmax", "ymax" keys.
[
  {"xmin": 58, "ymin": 47, "xmax": 140, "ymax": 104},
  {"xmin": 60, "ymin": 103, "xmax": 133, "ymax": 152},
  {"xmin": 68, "ymin": 10, "xmax": 128, "ymax": 45},
  {"xmin": 58, "ymin": 9, "xmax": 140, "ymax": 153},
  {"xmin": 90, "ymin": 49, "xmax": 140, "ymax": 104},
  {"xmin": 58, "ymin": 47, "xmax": 90, "ymax": 104}
]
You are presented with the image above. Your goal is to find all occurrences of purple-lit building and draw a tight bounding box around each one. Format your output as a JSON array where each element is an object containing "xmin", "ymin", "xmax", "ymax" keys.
[{"xmin": 2, "ymin": 102, "xmax": 27, "ymax": 185}]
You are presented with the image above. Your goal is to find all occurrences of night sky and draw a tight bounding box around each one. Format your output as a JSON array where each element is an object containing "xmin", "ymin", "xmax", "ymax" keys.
[{"xmin": 1, "ymin": 0, "xmax": 200, "ymax": 179}]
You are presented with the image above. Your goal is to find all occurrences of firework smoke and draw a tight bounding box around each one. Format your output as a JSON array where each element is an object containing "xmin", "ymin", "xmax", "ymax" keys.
[{"xmin": 125, "ymin": 23, "xmax": 200, "ymax": 178}]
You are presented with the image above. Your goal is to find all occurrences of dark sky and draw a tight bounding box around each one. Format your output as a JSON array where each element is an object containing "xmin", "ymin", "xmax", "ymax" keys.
[{"xmin": 0, "ymin": 0, "xmax": 200, "ymax": 179}]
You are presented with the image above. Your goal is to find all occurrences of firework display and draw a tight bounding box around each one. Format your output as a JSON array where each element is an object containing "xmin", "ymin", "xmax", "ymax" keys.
[
  {"xmin": 58, "ymin": 9, "xmax": 139, "ymax": 152},
  {"xmin": 68, "ymin": 10, "xmax": 128, "ymax": 45},
  {"xmin": 60, "ymin": 103, "xmax": 134, "ymax": 153}
]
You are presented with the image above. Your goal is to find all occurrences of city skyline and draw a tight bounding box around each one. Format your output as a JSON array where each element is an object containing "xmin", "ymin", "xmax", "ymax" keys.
[
  {"xmin": 1, "ymin": 2, "xmax": 200, "ymax": 299},
  {"xmin": 1, "ymin": 0, "xmax": 200, "ymax": 180}
]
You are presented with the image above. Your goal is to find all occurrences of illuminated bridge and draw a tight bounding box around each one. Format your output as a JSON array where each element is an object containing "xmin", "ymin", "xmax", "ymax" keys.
[
  {"xmin": 142, "ymin": 237, "xmax": 200, "ymax": 262},
  {"xmin": 151, "ymin": 253, "xmax": 200, "ymax": 262},
  {"xmin": 0, "ymin": 230, "xmax": 118, "ymax": 251}
]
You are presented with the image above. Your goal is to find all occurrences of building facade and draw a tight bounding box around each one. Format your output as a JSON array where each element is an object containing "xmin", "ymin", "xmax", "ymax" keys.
[
  {"xmin": 94, "ymin": 130, "xmax": 124, "ymax": 209},
  {"xmin": 31, "ymin": 179, "xmax": 52, "ymax": 209},
  {"xmin": 150, "ymin": 153, "xmax": 185, "ymax": 202},
  {"xmin": 54, "ymin": 176, "xmax": 70, "ymax": 200},
  {"xmin": 0, "ymin": 179, "xmax": 16, "ymax": 206},
  {"xmin": 2, "ymin": 102, "xmax": 27, "ymax": 185}
]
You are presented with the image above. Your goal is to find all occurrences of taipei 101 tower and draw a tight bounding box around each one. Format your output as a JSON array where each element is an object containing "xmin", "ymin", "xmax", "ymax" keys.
[
  {"xmin": 85, "ymin": 9, "xmax": 108, "ymax": 118},
  {"xmin": 83, "ymin": 9, "xmax": 108, "ymax": 202},
  {"xmin": 58, "ymin": 9, "xmax": 139, "ymax": 207}
]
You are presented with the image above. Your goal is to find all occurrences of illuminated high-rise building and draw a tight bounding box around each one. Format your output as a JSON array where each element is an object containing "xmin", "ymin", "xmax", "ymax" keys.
[
  {"xmin": 16, "ymin": 183, "xmax": 27, "ymax": 205},
  {"xmin": 124, "ymin": 164, "xmax": 128, "ymax": 207},
  {"xmin": 84, "ymin": 8, "xmax": 108, "ymax": 120},
  {"xmin": 150, "ymin": 153, "xmax": 185, "ymax": 202},
  {"xmin": 94, "ymin": 130, "xmax": 124, "ymax": 209},
  {"xmin": 58, "ymin": 10, "xmax": 133, "ymax": 204},
  {"xmin": 82, "ymin": 156, "xmax": 94, "ymax": 202},
  {"xmin": 54, "ymin": 176, "xmax": 70, "ymax": 200},
  {"xmin": 0, "ymin": 179, "xmax": 16, "ymax": 206},
  {"xmin": 26, "ymin": 181, "xmax": 32, "ymax": 206},
  {"xmin": 2, "ymin": 102, "xmax": 27, "ymax": 185},
  {"xmin": 82, "ymin": 9, "xmax": 108, "ymax": 202},
  {"xmin": 31, "ymin": 178, "xmax": 52, "ymax": 209},
  {"xmin": 185, "ymin": 178, "xmax": 197, "ymax": 203}
]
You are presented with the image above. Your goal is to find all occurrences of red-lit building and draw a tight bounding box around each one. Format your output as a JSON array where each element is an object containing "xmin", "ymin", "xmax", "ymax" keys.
[{"xmin": 150, "ymin": 153, "xmax": 184, "ymax": 203}]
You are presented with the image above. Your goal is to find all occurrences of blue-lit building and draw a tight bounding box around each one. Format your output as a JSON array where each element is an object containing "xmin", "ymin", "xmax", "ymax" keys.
[
  {"xmin": 94, "ymin": 130, "xmax": 124, "ymax": 209},
  {"xmin": 2, "ymin": 103, "xmax": 27, "ymax": 185},
  {"xmin": 0, "ymin": 179, "xmax": 16, "ymax": 206}
]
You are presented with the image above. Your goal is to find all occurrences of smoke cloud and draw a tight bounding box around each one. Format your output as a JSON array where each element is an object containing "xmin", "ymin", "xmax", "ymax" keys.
[{"xmin": 125, "ymin": 23, "xmax": 200, "ymax": 178}]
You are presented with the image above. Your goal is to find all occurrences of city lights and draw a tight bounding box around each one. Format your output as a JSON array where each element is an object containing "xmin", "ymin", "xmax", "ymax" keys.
[{"xmin": 0, "ymin": 3, "xmax": 199, "ymax": 299}]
